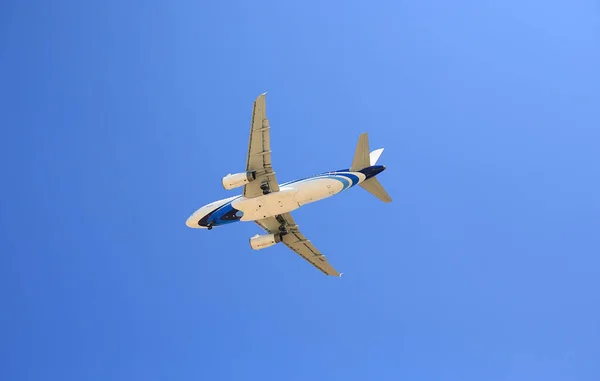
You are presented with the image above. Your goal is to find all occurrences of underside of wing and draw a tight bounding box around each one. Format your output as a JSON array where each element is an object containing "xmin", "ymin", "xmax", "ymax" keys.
[
  {"xmin": 243, "ymin": 93, "xmax": 279, "ymax": 198},
  {"xmin": 255, "ymin": 213, "xmax": 341, "ymax": 276}
]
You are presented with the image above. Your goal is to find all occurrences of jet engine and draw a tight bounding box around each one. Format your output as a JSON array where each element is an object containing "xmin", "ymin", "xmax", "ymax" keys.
[
  {"xmin": 249, "ymin": 233, "xmax": 283, "ymax": 250},
  {"xmin": 222, "ymin": 171, "xmax": 256, "ymax": 190}
]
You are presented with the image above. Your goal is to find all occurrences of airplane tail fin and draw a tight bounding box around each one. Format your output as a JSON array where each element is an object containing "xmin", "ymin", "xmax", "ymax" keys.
[
  {"xmin": 350, "ymin": 133, "xmax": 392, "ymax": 203},
  {"xmin": 369, "ymin": 148, "xmax": 384, "ymax": 166},
  {"xmin": 350, "ymin": 133, "xmax": 386, "ymax": 170}
]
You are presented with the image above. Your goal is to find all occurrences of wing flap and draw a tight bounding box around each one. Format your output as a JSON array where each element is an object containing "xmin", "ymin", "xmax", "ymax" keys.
[
  {"xmin": 244, "ymin": 93, "xmax": 279, "ymax": 198},
  {"xmin": 282, "ymin": 232, "xmax": 340, "ymax": 276},
  {"xmin": 255, "ymin": 213, "xmax": 341, "ymax": 276}
]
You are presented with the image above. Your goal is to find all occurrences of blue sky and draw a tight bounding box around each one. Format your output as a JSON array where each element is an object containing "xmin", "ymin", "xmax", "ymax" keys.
[{"xmin": 1, "ymin": 0, "xmax": 599, "ymax": 380}]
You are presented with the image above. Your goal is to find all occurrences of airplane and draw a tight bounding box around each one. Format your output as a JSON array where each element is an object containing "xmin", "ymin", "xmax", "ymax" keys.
[{"xmin": 185, "ymin": 93, "xmax": 391, "ymax": 276}]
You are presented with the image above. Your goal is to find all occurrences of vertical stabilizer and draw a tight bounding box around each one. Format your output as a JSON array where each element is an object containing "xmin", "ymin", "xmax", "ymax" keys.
[{"xmin": 370, "ymin": 148, "xmax": 384, "ymax": 166}]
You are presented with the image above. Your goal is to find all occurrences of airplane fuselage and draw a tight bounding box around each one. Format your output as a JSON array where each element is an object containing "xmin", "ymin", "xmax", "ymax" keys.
[{"xmin": 186, "ymin": 165, "xmax": 385, "ymax": 229}]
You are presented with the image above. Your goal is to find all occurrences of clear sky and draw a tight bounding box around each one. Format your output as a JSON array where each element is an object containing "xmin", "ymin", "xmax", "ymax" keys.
[{"xmin": 1, "ymin": 1, "xmax": 599, "ymax": 380}]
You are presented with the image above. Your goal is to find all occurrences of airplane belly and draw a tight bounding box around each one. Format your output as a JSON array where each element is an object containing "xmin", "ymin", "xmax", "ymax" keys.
[
  {"xmin": 293, "ymin": 177, "xmax": 344, "ymax": 205},
  {"xmin": 232, "ymin": 188, "xmax": 300, "ymax": 221}
]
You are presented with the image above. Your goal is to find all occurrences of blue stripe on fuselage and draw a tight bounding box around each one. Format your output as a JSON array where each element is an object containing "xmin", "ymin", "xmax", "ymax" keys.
[
  {"xmin": 279, "ymin": 170, "xmax": 359, "ymax": 189},
  {"xmin": 199, "ymin": 198, "xmax": 243, "ymax": 227}
]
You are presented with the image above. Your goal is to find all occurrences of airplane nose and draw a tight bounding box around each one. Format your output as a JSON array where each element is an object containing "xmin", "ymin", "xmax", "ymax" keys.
[{"xmin": 186, "ymin": 214, "xmax": 200, "ymax": 228}]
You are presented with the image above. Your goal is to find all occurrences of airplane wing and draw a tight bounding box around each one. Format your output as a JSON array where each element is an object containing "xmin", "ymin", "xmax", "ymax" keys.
[
  {"xmin": 255, "ymin": 213, "xmax": 341, "ymax": 276},
  {"xmin": 243, "ymin": 93, "xmax": 280, "ymax": 198}
]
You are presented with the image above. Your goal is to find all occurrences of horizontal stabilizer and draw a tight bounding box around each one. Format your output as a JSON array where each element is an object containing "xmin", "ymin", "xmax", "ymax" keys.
[
  {"xmin": 359, "ymin": 177, "xmax": 392, "ymax": 203},
  {"xmin": 350, "ymin": 133, "xmax": 371, "ymax": 171}
]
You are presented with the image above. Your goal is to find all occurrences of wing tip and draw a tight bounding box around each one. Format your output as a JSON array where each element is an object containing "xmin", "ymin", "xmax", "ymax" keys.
[{"xmin": 254, "ymin": 92, "xmax": 268, "ymax": 103}]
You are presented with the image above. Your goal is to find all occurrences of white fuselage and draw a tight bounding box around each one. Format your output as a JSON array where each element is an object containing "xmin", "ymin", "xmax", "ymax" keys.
[{"xmin": 186, "ymin": 171, "xmax": 367, "ymax": 228}]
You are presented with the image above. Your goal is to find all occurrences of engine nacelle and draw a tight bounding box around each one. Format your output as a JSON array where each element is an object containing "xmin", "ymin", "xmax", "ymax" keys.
[
  {"xmin": 249, "ymin": 233, "xmax": 283, "ymax": 250},
  {"xmin": 222, "ymin": 171, "xmax": 256, "ymax": 190}
]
